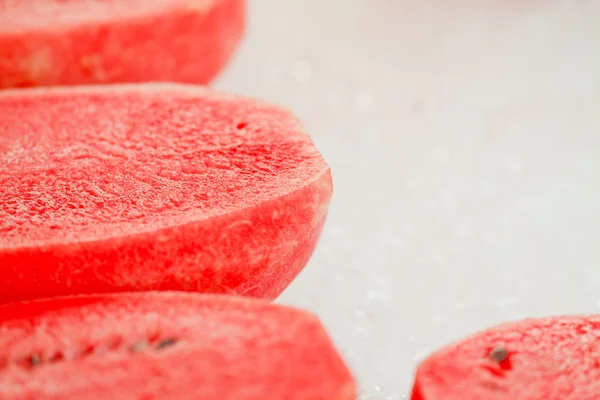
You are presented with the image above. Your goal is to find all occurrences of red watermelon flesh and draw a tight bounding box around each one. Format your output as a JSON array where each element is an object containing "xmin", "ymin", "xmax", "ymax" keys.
[
  {"xmin": 0, "ymin": 0, "xmax": 245, "ymax": 88},
  {"xmin": 412, "ymin": 315, "xmax": 600, "ymax": 400},
  {"xmin": 0, "ymin": 291, "xmax": 356, "ymax": 400},
  {"xmin": 0, "ymin": 83, "xmax": 333, "ymax": 304}
]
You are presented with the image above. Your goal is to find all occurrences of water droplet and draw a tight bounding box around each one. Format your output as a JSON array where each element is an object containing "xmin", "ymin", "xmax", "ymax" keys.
[
  {"xmin": 365, "ymin": 290, "xmax": 384, "ymax": 304},
  {"xmin": 354, "ymin": 307, "xmax": 368, "ymax": 318},
  {"xmin": 496, "ymin": 296, "xmax": 519, "ymax": 308},
  {"xmin": 292, "ymin": 62, "xmax": 312, "ymax": 83},
  {"xmin": 354, "ymin": 89, "xmax": 374, "ymax": 109},
  {"xmin": 431, "ymin": 252, "xmax": 444, "ymax": 265},
  {"xmin": 431, "ymin": 146, "xmax": 450, "ymax": 163},
  {"xmin": 454, "ymin": 224, "xmax": 471, "ymax": 237},
  {"xmin": 505, "ymin": 159, "xmax": 523, "ymax": 173},
  {"xmin": 413, "ymin": 348, "xmax": 431, "ymax": 362},
  {"xmin": 479, "ymin": 177, "xmax": 496, "ymax": 194},
  {"xmin": 327, "ymin": 91, "xmax": 344, "ymax": 108},
  {"xmin": 328, "ymin": 225, "xmax": 344, "ymax": 236},
  {"xmin": 483, "ymin": 231, "xmax": 497, "ymax": 245},
  {"xmin": 432, "ymin": 313, "xmax": 447, "ymax": 324}
]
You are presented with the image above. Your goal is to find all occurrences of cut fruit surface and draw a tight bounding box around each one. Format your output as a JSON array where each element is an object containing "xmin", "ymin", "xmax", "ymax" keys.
[
  {"xmin": 0, "ymin": 83, "xmax": 333, "ymax": 303},
  {"xmin": 412, "ymin": 315, "xmax": 600, "ymax": 400},
  {"xmin": 0, "ymin": 0, "xmax": 245, "ymax": 88},
  {"xmin": 0, "ymin": 291, "xmax": 355, "ymax": 400}
]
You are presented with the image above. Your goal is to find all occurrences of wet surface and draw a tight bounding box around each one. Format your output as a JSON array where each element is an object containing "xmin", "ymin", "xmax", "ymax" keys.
[{"xmin": 216, "ymin": 1, "xmax": 600, "ymax": 397}]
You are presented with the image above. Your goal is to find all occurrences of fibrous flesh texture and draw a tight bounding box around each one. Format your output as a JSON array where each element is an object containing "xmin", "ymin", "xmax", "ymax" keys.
[
  {"xmin": 0, "ymin": 291, "xmax": 355, "ymax": 400},
  {"xmin": 412, "ymin": 315, "xmax": 600, "ymax": 400},
  {"xmin": 0, "ymin": 83, "xmax": 333, "ymax": 303},
  {"xmin": 0, "ymin": 0, "xmax": 245, "ymax": 88}
]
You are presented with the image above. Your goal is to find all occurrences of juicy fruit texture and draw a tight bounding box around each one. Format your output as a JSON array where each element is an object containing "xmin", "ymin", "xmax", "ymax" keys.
[
  {"xmin": 0, "ymin": 83, "xmax": 333, "ymax": 303},
  {"xmin": 412, "ymin": 316, "xmax": 600, "ymax": 400},
  {"xmin": 0, "ymin": 292, "xmax": 356, "ymax": 400},
  {"xmin": 0, "ymin": 0, "xmax": 245, "ymax": 88}
]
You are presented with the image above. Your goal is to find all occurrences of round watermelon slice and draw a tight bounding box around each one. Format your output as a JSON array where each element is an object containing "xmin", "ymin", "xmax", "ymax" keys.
[
  {"xmin": 0, "ymin": 83, "xmax": 333, "ymax": 303},
  {"xmin": 0, "ymin": 0, "xmax": 245, "ymax": 88},
  {"xmin": 0, "ymin": 291, "xmax": 355, "ymax": 399},
  {"xmin": 412, "ymin": 315, "xmax": 600, "ymax": 400}
]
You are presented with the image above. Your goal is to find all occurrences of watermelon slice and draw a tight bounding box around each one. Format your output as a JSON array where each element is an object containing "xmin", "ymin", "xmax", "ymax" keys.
[
  {"xmin": 0, "ymin": 83, "xmax": 333, "ymax": 303},
  {"xmin": 412, "ymin": 316, "xmax": 600, "ymax": 400},
  {"xmin": 0, "ymin": 0, "xmax": 245, "ymax": 88},
  {"xmin": 0, "ymin": 291, "xmax": 355, "ymax": 399}
]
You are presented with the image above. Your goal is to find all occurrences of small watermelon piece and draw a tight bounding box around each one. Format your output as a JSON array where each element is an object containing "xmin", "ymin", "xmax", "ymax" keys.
[
  {"xmin": 412, "ymin": 316, "xmax": 600, "ymax": 400},
  {"xmin": 0, "ymin": 0, "xmax": 245, "ymax": 88},
  {"xmin": 0, "ymin": 83, "xmax": 332, "ymax": 303},
  {"xmin": 0, "ymin": 291, "xmax": 356, "ymax": 399}
]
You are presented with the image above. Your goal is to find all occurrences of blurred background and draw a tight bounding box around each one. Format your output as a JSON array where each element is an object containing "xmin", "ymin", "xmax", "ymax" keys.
[{"xmin": 216, "ymin": 1, "xmax": 600, "ymax": 398}]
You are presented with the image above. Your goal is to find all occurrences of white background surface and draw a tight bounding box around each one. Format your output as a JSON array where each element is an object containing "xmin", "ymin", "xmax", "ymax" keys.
[{"xmin": 216, "ymin": 1, "xmax": 600, "ymax": 398}]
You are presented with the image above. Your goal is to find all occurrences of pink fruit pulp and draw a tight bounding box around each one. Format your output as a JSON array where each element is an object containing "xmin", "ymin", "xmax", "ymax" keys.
[
  {"xmin": 0, "ymin": 0, "xmax": 245, "ymax": 88},
  {"xmin": 0, "ymin": 291, "xmax": 355, "ymax": 399},
  {"xmin": 0, "ymin": 83, "xmax": 333, "ymax": 303},
  {"xmin": 412, "ymin": 315, "xmax": 600, "ymax": 400}
]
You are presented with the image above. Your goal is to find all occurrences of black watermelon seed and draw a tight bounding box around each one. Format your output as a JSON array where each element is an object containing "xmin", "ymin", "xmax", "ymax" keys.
[
  {"xmin": 489, "ymin": 347, "xmax": 508, "ymax": 363},
  {"xmin": 29, "ymin": 354, "xmax": 41, "ymax": 367},
  {"xmin": 156, "ymin": 338, "xmax": 177, "ymax": 350}
]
